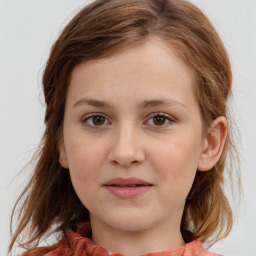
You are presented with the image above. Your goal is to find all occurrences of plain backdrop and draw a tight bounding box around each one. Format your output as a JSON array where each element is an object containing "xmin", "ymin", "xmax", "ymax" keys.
[{"xmin": 0, "ymin": 0, "xmax": 255, "ymax": 255}]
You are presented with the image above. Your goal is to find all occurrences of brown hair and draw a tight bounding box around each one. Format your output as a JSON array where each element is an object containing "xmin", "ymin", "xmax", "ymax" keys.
[{"xmin": 9, "ymin": 0, "xmax": 239, "ymax": 252}]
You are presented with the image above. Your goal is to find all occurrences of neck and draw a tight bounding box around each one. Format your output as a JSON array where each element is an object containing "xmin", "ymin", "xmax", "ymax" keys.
[{"xmin": 91, "ymin": 218, "xmax": 185, "ymax": 256}]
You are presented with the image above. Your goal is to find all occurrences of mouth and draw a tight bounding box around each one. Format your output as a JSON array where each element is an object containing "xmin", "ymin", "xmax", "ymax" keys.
[{"xmin": 103, "ymin": 177, "xmax": 153, "ymax": 199}]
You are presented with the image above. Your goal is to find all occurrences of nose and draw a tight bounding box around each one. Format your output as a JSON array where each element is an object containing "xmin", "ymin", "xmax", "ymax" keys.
[{"xmin": 108, "ymin": 123, "xmax": 145, "ymax": 167}]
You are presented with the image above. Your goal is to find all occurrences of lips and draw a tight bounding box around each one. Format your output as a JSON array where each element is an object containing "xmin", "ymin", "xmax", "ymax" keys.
[
  {"xmin": 103, "ymin": 177, "xmax": 153, "ymax": 199},
  {"xmin": 104, "ymin": 177, "xmax": 152, "ymax": 187}
]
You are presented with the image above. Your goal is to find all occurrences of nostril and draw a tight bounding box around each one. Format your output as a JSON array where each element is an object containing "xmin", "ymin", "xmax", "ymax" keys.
[
  {"xmin": 107, "ymin": 136, "xmax": 145, "ymax": 167},
  {"xmin": 110, "ymin": 159, "xmax": 140, "ymax": 167}
]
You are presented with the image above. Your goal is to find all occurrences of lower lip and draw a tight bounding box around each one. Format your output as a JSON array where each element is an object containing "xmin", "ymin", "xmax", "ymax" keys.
[{"xmin": 104, "ymin": 185, "xmax": 152, "ymax": 199}]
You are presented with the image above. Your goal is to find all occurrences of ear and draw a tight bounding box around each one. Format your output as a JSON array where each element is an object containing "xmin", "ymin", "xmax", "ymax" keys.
[
  {"xmin": 58, "ymin": 138, "xmax": 69, "ymax": 169},
  {"xmin": 197, "ymin": 116, "xmax": 227, "ymax": 172}
]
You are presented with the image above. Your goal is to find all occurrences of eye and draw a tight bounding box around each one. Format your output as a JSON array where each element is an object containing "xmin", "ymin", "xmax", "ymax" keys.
[
  {"xmin": 146, "ymin": 113, "xmax": 174, "ymax": 127},
  {"xmin": 82, "ymin": 114, "xmax": 110, "ymax": 128}
]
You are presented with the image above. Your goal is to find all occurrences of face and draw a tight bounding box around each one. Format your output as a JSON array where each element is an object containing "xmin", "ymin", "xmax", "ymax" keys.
[{"xmin": 59, "ymin": 37, "xmax": 207, "ymax": 235}]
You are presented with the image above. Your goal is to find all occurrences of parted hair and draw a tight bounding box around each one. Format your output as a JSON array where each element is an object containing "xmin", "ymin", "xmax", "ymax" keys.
[{"xmin": 9, "ymin": 0, "xmax": 239, "ymax": 252}]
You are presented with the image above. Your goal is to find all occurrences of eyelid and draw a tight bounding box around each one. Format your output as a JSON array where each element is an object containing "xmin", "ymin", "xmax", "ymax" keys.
[
  {"xmin": 81, "ymin": 112, "xmax": 175, "ymax": 129},
  {"xmin": 82, "ymin": 112, "xmax": 108, "ymax": 120},
  {"xmin": 82, "ymin": 113, "xmax": 111, "ymax": 128},
  {"xmin": 145, "ymin": 112, "xmax": 175, "ymax": 127}
]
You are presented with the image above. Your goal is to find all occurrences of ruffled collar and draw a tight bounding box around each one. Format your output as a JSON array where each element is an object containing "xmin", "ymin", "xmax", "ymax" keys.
[{"xmin": 25, "ymin": 222, "xmax": 219, "ymax": 256}]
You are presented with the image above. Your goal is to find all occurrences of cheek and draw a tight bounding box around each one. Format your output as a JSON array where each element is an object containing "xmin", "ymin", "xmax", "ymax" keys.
[
  {"xmin": 65, "ymin": 136, "xmax": 108, "ymax": 183},
  {"xmin": 149, "ymin": 134, "xmax": 201, "ymax": 190},
  {"xmin": 66, "ymin": 141, "xmax": 107, "ymax": 207}
]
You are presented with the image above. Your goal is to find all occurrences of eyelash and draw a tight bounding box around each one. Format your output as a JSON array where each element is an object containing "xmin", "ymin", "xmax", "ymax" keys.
[
  {"xmin": 147, "ymin": 113, "xmax": 175, "ymax": 127},
  {"xmin": 82, "ymin": 113, "xmax": 110, "ymax": 128},
  {"xmin": 82, "ymin": 112, "xmax": 175, "ymax": 129}
]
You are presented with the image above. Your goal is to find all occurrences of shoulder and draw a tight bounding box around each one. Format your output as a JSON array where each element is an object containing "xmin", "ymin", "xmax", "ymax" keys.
[
  {"xmin": 22, "ymin": 239, "xmax": 70, "ymax": 256},
  {"xmin": 21, "ymin": 222, "xmax": 93, "ymax": 256},
  {"xmin": 184, "ymin": 240, "xmax": 224, "ymax": 256}
]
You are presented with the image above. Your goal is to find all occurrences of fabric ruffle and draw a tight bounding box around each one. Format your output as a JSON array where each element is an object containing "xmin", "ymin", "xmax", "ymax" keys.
[{"xmin": 23, "ymin": 222, "xmax": 222, "ymax": 256}]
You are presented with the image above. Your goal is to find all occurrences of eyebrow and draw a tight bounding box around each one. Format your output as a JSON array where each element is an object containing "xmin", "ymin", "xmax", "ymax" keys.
[
  {"xmin": 73, "ymin": 97, "xmax": 187, "ymax": 109},
  {"xmin": 139, "ymin": 99, "xmax": 187, "ymax": 109},
  {"xmin": 73, "ymin": 98, "xmax": 111, "ymax": 108}
]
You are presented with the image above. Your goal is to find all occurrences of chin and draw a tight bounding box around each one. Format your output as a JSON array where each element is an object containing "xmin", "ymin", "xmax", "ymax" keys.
[{"xmin": 102, "ymin": 213, "xmax": 156, "ymax": 232}]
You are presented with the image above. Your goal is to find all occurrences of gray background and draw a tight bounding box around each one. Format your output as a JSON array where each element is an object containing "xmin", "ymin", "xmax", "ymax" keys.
[{"xmin": 1, "ymin": 0, "xmax": 255, "ymax": 255}]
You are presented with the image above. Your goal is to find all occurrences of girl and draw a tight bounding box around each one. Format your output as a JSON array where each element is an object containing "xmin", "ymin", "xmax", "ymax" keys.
[{"xmin": 9, "ymin": 0, "xmax": 240, "ymax": 255}]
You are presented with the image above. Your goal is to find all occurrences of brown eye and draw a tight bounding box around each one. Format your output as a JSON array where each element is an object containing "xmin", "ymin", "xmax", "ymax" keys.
[
  {"xmin": 146, "ymin": 113, "xmax": 174, "ymax": 127},
  {"xmin": 153, "ymin": 116, "xmax": 166, "ymax": 125},
  {"xmin": 83, "ymin": 114, "xmax": 110, "ymax": 128},
  {"xmin": 92, "ymin": 116, "xmax": 105, "ymax": 126}
]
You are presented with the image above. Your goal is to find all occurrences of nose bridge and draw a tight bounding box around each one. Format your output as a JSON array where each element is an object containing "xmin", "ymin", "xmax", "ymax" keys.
[{"xmin": 108, "ymin": 121, "xmax": 145, "ymax": 167}]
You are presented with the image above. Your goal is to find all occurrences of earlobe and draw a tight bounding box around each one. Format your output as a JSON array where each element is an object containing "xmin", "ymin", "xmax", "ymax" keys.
[
  {"xmin": 197, "ymin": 116, "xmax": 227, "ymax": 172},
  {"xmin": 58, "ymin": 139, "xmax": 69, "ymax": 169}
]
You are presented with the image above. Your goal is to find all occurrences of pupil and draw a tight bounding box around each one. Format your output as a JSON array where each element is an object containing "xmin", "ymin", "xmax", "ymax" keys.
[
  {"xmin": 93, "ymin": 116, "xmax": 105, "ymax": 125},
  {"xmin": 153, "ymin": 116, "xmax": 165, "ymax": 125}
]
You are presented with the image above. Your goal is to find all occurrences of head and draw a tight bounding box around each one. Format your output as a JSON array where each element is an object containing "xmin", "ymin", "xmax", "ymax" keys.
[{"xmin": 10, "ymin": 0, "xmax": 235, "ymax": 251}]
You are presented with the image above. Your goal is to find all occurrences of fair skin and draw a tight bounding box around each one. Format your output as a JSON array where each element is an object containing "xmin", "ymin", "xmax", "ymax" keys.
[{"xmin": 59, "ymin": 37, "xmax": 227, "ymax": 256}]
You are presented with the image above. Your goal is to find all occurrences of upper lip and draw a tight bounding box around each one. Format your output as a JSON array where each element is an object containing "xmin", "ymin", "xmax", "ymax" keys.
[{"xmin": 103, "ymin": 177, "xmax": 153, "ymax": 187}]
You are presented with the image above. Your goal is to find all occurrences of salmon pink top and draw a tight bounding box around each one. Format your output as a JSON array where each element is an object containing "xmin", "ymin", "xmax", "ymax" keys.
[{"xmin": 24, "ymin": 222, "xmax": 222, "ymax": 256}]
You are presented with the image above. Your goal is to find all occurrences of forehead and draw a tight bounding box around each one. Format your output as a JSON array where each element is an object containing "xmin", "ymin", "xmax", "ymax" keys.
[
  {"xmin": 71, "ymin": 37, "xmax": 195, "ymax": 85},
  {"xmin": 67, "ymin": 37, "xmax": 196, "ymax": 107}
]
